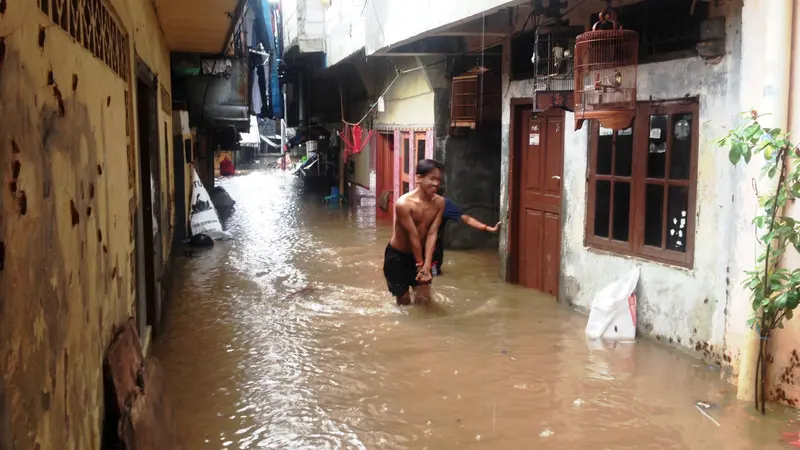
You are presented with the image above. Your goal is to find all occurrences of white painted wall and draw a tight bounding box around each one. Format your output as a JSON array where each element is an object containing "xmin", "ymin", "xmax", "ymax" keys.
[
  {"xmin": 559, "ymin": 55, "xmax": 739, "ymax": 363},
  {"xmin": 498, "ymin": 4, "xmax": 746, "ymax": 365},
  {"xmin": 365, "ymin": 0, "xmax": 523, "ymax": 55},
  {"xmin": 282, "ymin": 0, "xmax": 299, "ymax": 51},
  {"xmin": 282, "ymin": 0, "xmax": 326, "ymax": 53},
  {"xmin": 323, "ymin": 0, "xmax": 366, "ymax": 66},
  {"xmin": 374, "ymin": 64, "xmax": 434, "ymax": 127}
]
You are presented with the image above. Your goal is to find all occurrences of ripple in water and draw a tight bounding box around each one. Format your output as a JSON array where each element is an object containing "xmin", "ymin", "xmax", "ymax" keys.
[{"xmin": 154, "ymin": 169, "xmax": 793, "ymax": 449}]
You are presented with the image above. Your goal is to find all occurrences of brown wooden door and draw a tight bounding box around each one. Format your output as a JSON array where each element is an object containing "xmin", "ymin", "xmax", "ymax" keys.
[
  {"xmin": 376, "ymin": 132, "xmax": 395, "ymax": 220},
  {"xmin": 512, "ymin": 106, "xmax": 564, "ymax": 296}
]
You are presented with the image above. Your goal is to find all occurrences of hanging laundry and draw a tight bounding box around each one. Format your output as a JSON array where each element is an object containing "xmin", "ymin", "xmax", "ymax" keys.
[{"xmin": 337, "ymin": 123, "xmax": 374, "ymax": 161}]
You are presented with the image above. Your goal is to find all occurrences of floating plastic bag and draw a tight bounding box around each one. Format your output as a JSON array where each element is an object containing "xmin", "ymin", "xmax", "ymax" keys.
[
  {"xmin": 585, "ymin": 267, "xmax": 639, "ymax": 340},
  {"xmin": 189, "ymin": 168, "xmax": 232, "ymax": 240}
]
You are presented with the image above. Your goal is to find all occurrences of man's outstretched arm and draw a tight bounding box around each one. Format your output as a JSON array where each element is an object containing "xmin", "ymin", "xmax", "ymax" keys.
[{"xmin": 461, "ymin": 214, "xmax": 501, "ymax": 233}]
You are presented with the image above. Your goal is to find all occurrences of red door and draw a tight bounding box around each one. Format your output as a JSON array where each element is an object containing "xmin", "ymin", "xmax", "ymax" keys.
[
  {"xmin": 376, "ymin": 132, "xmax": 395, "ymax": 220},
  {"xmin": 512, "ymin": 106, "xmax": 564, "ymax": 296}
]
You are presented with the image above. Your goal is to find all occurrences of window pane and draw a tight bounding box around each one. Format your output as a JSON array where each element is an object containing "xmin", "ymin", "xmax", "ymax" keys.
[
  {"xmin": 615, "ymin": 127, "xmax": 633, "ymax": 177},
  {"xmin": 417, "ymin": 139, "xmax": 426, "ymax": 162},
  {"xmin": 612, "ymin": 181, "xmax": 631, "ymax": 242},
  {"xmin": 644, "ymin": 184, "xmax": 664, "ymax": 248},
  {"xmin": 403, "ymin": 139, "xmax": 410, "ymax": 174},
  {"xmin": 647, "ymin": 115, "xmax": 668, "ymax": 178},
  {"xmin": 666, "ymin": 186, "xmax": 690, "ymax": 253},
  {"xmin": 402, "ymin": 181, "xmax": 409, "ymax": 194},
  {"xmin": 593, "ymin": 180, "xmax": 611, "ymax": 238},
  {"xmin": 669, "ymin": 113, "xmax": 692, "ymax": 180},
  {"xmin": 597, "ymin": 127, "xmax": 613, "ymax": 175}
]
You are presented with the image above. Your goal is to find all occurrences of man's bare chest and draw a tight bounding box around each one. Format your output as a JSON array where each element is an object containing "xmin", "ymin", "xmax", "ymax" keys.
[{"xmin": 410, "ymin": 206, "xmax": 437, "ymax": 226}]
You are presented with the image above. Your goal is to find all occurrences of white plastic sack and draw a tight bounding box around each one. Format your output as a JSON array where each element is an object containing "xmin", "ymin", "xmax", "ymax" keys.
[
  {"xmin": 585, "ymin": 267, "xmax": 639, "ymax": 340},
  {"xmin": 190, "ymin": 168, "xmax": 232, "ymax": 240}
]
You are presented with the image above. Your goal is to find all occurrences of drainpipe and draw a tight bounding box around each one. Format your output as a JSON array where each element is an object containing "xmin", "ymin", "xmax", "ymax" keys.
[
  {"xmin": 737, "ymin": 0, "xmax": 794, "ymax": 403},
  {"xmin": 281, "ymin": 88, "xmax": 287, "ymax": 170}
]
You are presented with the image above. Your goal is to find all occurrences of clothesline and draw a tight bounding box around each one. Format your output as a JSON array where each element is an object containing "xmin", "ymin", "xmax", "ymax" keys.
[
  {"xmin": 342, "ymin": 73, "xmax": 400, "ymax": 127},
  {"xmin": 341, "ymin": 59, "xmax": 447, "ymax": 127}
]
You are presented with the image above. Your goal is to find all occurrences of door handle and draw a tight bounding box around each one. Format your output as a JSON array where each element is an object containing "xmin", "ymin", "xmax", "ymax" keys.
[{"xmin": 552, "ymin": 176, "xmax": 561, "ymax": 180}]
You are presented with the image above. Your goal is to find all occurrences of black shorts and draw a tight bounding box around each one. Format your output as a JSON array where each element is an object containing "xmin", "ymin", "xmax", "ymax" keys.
[{"xmin": 383, "ymin": 244, "xmax": 429, "ymax": 297}]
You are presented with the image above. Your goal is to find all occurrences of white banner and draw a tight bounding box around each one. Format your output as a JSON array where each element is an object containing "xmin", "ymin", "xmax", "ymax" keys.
[{"xmin": 190, "ymin": 168, "xmax": 232, "ymax": 240}]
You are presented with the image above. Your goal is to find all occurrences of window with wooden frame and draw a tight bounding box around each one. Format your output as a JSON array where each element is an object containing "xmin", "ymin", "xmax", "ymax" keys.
[
  {"xmin": 586, "ymin": 99, "xmax": 699, "ymax": 267},
  {"xmin": 401, "ymin": 134, "xmax": 411, "ymax": 194}
]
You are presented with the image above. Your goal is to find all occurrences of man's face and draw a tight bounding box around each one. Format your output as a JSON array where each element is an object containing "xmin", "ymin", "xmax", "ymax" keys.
[{"xmin": 417, "ymin": 168, "xmax": 441, "ymax": 196}]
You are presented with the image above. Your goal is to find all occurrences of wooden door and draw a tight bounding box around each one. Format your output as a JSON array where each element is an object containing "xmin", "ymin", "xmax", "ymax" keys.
[
  {"xmin": 512, "ymin": 106, "xmax": 564, "ymax": 295},
  {"xmin": 376, "ymin": 132, "xmax": 395, "ymax": 220}
]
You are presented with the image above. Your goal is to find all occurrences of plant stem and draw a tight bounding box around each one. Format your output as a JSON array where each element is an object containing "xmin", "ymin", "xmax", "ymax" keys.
[
  {"xmin": 762, "ymin": 148, "xmax": 787, "ymax": 301},
  {"xmin": 755, "ymin": 334, "xmax": 761, "ymax": 410}
]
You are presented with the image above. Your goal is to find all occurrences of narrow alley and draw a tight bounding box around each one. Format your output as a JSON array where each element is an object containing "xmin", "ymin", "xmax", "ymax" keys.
[
  {"xmin": 7, "ymin": 0, "xmax": 800, "ymax": 448},
  {"xmin": 155, "ymin": 170, "xmax": 791, "ymax": 449}
]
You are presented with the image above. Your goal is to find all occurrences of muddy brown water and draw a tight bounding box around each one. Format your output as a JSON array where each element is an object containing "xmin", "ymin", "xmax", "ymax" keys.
[{"xmin": 155, "ymin": 170, "xmax": 795, "ymax": 449}]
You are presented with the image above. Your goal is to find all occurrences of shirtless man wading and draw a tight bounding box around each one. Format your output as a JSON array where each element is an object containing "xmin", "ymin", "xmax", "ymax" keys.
[{"xmin": 383, "ymin": 159, "xmax": 445, "ymax": 306}]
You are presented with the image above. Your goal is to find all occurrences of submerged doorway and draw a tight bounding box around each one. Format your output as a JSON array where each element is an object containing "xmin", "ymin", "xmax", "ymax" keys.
[
  {"xmin": 509, "ymin": 103, "xmax": 565, "ymax": 296},
  {"xmin": 133, "ymin": 56, "xmax": 163, "ymax": 339}
]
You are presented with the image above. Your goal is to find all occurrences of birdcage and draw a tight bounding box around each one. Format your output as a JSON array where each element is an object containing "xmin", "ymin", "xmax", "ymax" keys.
[
  {"xmin": 450, "ymin": 66, "xmax": 501, "ymax": 130},
  {"xmin": 573, "ymin": 13, "xmax": 639, "ymax": 130},
  {"xmin": 531, "ymin": 26, "xmax": 583, "ymax": 111}
]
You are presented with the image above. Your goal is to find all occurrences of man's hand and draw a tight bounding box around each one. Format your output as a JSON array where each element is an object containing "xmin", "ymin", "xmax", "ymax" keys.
[
  {"xmin": 416, "ymin": 265, "xmax": 432, "ymax": 283},
  {"xmin": 488, "ymin": 221, "xmax": 501, "ymax": 233}
]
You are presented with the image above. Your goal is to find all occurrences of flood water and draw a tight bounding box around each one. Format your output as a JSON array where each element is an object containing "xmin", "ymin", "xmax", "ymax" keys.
[{"xmin": 155, "ymin": 170, "xmax": 795, "ymax": 449}]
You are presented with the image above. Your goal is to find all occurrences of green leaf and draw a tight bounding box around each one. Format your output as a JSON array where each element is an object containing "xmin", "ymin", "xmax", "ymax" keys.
[
  {"xmin": 769, "ymin": 165, "xmax": 779, "ymax": 178},
  {"xmin": 787, "ymin": 308, "xmax": 794, "ymax": 320},
  {"xmin": 729, "ymin": 145, "xmax": 742, "ymax": 165},
  {"xmin": 744, "ymin": 123, "xmax": 761, "ymax": 139},
  {"xmin": 787, "ymin": 294, "xmax": 799, "ymax": 310},
  {"xmin": 744, "ymin": 147, "xmax": 753, "ymax": 163}
]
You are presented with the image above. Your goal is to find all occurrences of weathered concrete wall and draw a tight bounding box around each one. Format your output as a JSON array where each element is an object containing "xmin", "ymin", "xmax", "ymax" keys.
[
  {"xmin": 365, "ymin": 0, "xmax": 520, "ymax": 55},
  {"xmin": 283, "ymin": 0, "xmax": 325, "ymax": 54},
  {"xmin": 766, "ymin": 1, "xmax": 800, "ymax": 407},
  {"xmin": 323, "ymin": 0, "xmax": 366, "ymax": 67},
  {"xmin": 0, "ymin": 0, "xmax": 172, "ymax": 448},
  {"xmin": 442, "ymin": 126, "xmax": 502, "ymax": 250},
  {"xmin": 374, "ymin": 58, "xmax": 435, "ymax": 128},
  {"xmin": 498, "ymin": 6, "xmax": 744, "ymax": 364}
]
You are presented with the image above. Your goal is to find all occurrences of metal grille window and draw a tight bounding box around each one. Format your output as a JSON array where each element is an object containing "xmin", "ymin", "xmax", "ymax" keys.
[{"xmin": 586, "ymin": 99, "xmax": 699, "ymax": 267}]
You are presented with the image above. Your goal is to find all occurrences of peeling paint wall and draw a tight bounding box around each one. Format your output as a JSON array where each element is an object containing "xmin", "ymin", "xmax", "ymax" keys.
[
  {"xmin": 752, "ymin": 1, "xmax": 800, "ymax": 407},
  {"xmin": 442, "ymin": 127, "xmax": 502, "ymax": 250},
  {"xmin": 499, "ymin": 5, "xmax": 744, "ymax": 364},
  {"xmin": 0, "ymin": 0, "xmax": 172, "ymax": 448}
]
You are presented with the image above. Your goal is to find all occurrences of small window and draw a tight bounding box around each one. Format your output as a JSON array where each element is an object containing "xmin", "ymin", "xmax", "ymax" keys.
[
  {"xmin": 586, "ymin": 100, "xmax": 698, "ymax": 267},
  {"xmin": 402, "ymin": 138, "xmax": 410, "ymax": 174}
]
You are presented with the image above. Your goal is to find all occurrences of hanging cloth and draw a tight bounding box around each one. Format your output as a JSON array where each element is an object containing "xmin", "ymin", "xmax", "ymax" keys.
[{"xmin": 337, "ymin": 122, "xmax": 374, "ymax": 161}]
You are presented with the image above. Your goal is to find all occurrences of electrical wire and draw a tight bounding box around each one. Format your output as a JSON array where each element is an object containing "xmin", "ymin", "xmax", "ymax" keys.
[{"xmin": 344, "ymin": 3, "xmax": 574, "ymax": 126}]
